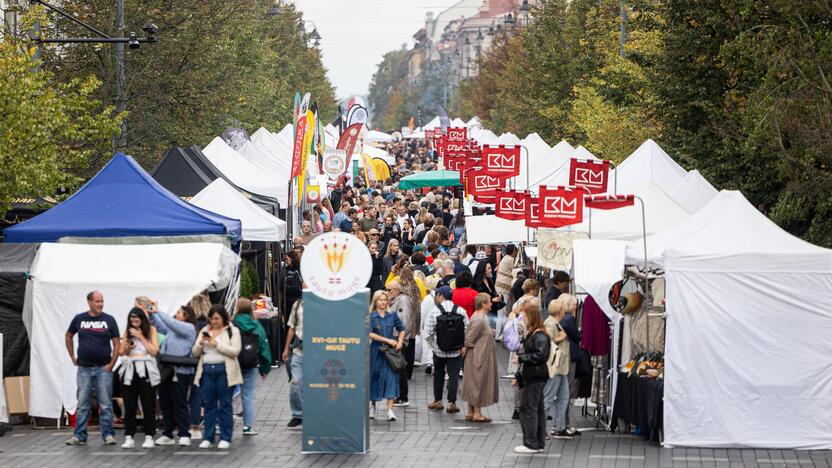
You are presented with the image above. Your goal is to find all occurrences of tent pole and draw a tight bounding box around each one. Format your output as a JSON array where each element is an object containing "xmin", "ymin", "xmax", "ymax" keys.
[
  {"xmin": 522, "ymin": 145, "xmax": 530, "ymax": 244},
  {"xmin": 608, "ymin": 160, "xmax": 618, "ymax": 195},
  {"xmin": 635, "ymin": 195, "xmax": 649, "ymax": 351}
]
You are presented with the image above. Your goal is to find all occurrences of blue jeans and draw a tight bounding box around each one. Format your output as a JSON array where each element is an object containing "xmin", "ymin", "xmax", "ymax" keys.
[
  {"xmin": 189, "ymin": 383, "xmax": 202, "ymax": 427},
  {"xmin": 200, "ymin": 364, "xmax": 233, "ymax": 443},
  {"xmin": 543, "ymin": 374, "xmax": 570, "ymax": 431},
  {"xmin": 241, "ymin": 368, "xmax": 258, "ymax": 427},
  {"xmin": 289, "ymin": 353, "xmax": 303, "ymax": 418},
  {"xmin": 74, "ymin": 366, "xmax": 114, "ymax": 441}
]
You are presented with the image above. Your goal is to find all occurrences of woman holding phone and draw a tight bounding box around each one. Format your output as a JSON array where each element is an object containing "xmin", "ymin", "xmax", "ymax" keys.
[
  {"xmin": 192, "ymin": 305, "xmax": 241, "ymax": 449},
  {"xmin": 117, "ymin": 307, "xmax": 160, "ymax": 449}
]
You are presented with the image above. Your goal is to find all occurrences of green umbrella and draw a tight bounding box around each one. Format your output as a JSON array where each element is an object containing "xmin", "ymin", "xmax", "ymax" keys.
[{"xmin": 397, "ymin": 170, "xmax": 462, "ymax": 189}]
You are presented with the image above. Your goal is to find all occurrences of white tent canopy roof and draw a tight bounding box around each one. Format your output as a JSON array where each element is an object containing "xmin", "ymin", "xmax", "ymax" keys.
[
  {"xmin": 669, "ymin": 169, "xmax": 718, "ymax": 213},
  {"xmin": 561, "ymin": 180, "xmax": 690, "ymax": 241},
  {"xmin": 202, "ymin": 137, "xmax": 289, "ymax": 206},
  {"xmin": 520, "ymin": 132, "xmax": 552, "ymax": 152},
  {"xmin": 190, "ymin": 178, "xmax": 287, "ymax": 241},
  {"xmin": 613, "ymin": 139, "xmax": 687, "ymax": 194},
  {"xmin": 467, "ymin": 116, "xmax": 482, "ymax": 127},
  {"xmin": 366, "ymin": 129, "xmax": 394, "ymax": 143},
  {"xmin": 513, "ymin": 140, "xmax": 576, "ymax": 191},
  {"xmin": 497, "ymin": 132, "xmax": 521, "ymax": 145},
  {"xmin": 465, "ymin": 215, "xmax": 527, "ymax": 245},
  {"xmin": 28, "ymin": 242, "xmax": 238, "ymax": 418},
  {"xmin": 665, "ymin": 191, "xmax": 832, "ymax": 272}
]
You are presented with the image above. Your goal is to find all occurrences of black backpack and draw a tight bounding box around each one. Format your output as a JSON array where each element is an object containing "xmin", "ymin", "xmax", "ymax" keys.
[
  {"xmin": 233, "ymin": 327, "xmax": 260, "ymax": 370},
  {"xmin": 435, "ymin": 304, "xmax": 465, "ymax": 351}
]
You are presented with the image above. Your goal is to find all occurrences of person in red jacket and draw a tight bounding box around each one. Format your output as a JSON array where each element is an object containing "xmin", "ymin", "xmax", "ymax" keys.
[{"xmin": 452, "ymin": 270, "xmax": 479, "ymax": 318}]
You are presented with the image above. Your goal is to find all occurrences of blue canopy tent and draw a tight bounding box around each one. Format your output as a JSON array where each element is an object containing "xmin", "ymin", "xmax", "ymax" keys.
[{"xmin": 3, "ymin": 153, "xmax": 242, "ymax": 243}]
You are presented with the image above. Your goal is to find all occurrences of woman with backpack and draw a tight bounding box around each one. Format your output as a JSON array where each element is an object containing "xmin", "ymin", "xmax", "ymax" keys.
[
  {"xmin": 232, "ymin": 298, "xmax": 272, "ymax": 437},
  {"xmin": 192, "ymin": 305, "xmax": 241, "ymax": 449},
  {"xmin": 149, "ymin": 304, "xmax": 198, "ymax": 447},
  {"xmin": 368, "ymin": 291, "xmax": 405, "ymax": 421},
  {"xmin": 514, "ymin": 303, "xmax": 551, "ymax": 454}
]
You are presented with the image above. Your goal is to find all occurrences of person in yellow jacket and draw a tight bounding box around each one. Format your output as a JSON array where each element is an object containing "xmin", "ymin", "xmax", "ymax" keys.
[{"xmin": 385, "ymin": 257, "xmax": 427, "ymax": 299}]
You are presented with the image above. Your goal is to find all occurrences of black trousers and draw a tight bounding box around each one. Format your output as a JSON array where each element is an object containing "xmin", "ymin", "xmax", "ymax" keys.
[
  {"xmin": 159, "ymin": 372, "xmax": 193, "ymax": 438},
  {"xmin": 519, "ymin": 380, "xmax": 546, "ymax": 450},
  {"xmin": 398, "ymin": 338, "xmax": 416, "ymax": 400},
  {"xmin": 122, "ymin": 370, "xmax": 157, "ymax": 437},
  {"xmin": 433, "ymin": 355, "xmax": 462, "ymax": 403}
]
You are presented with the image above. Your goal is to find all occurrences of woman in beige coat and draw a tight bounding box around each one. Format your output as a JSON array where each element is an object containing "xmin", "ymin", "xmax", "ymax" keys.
[
  {"xmin": 192, "ymin": 304, "xmax": 241, "ymax": 450},
  {"xmin": 462, "ymin": 293, "xmax": 500, "ymax": 422}
]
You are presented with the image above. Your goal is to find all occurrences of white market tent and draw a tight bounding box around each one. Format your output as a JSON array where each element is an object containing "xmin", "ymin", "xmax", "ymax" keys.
[
  {"xmin": 497, "ymin": 132, "xmax": 522, "ymax": 145},
  {"xmin": 202, "ymin": 137, "xmax": 289, "ymax": 206},
  {"xmin": 513, "ymin": 140, "xmax": 576, "ymax": 191},
  {"xmin": 613, "ymin": 139, "xmax": 687, "ymax": 195},
  {"xmin": 668, "ymin": 169, "xmax": 717, "ymax": 213},
  {"xmin": 467, "ymin": 116, "xmax": 482, "ymax": 128},
  {"xmin": 520, "ymin": 132, "xmax": 552, "ymax": 152},
  {"xmin": 646, "ymin": 191, "xmax": 832, "ymax": 449},
  {"xmin": 451, "ymin": 117, "xmax": 468, "ymax": 127},
  {"xmin": 190, "ymin": 178, "xmax": 287, "ymax": 241},
  {"xmin": 422, "ymin": 116, "xmax": 441, "ymax": 130},
  {"xmin": 367, "ymin": 129, "xmax": 394, "ymax": 143},
  {"xmin": 28, "ymin": 242, "xmax": 238, "ymax": 418},
  {"xmin": 470, "ymin": 127, "xmax": 499, "ymax": 145},
  {"xmin": 561, "ymin": 180, "xmax": 690, "ymax": 241}
]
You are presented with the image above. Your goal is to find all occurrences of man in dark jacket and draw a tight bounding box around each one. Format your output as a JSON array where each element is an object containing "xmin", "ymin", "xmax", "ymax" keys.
[{"xmin": 544, "ymin": 271, "xmax": 571, "ymax": 309}]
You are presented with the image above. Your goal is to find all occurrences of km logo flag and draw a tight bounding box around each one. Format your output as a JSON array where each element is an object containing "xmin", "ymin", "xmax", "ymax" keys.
[
  {"xmin": 496, "ymin": 190, "xmax": 527, "ymax": 221},
  {"xmin": 569, "ymin": 159, "xmax": 610, "ymax": 194},
  {"xmin": 446, "ymin": 127, "xmax": 467, "ymax": 142},
  {"xmin": 538, "ymin": 186, "xmax": 584, "ymax": 228},
  {"xmin": 481, "ymin": 145, "xmax": 521, "ymax": 177}
]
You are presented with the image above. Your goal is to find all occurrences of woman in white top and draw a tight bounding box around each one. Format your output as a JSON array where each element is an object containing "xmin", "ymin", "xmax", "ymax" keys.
[
  {"xmin": 192, "ymin": 305, "xmax": 241, "ymax": 450},
  {"xmin": 117, "ymin": 307, "xmax": 159, "ymax": 449}
]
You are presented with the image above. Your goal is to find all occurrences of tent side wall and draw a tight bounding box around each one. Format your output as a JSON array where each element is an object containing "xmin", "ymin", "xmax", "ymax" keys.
[{"xmin": 664, "ymin": 268, "xmax": 832, "ymax": 449}]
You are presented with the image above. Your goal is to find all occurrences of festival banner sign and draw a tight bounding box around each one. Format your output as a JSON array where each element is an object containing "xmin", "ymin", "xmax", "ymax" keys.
[
  {"xmin": 301, "ymin": 232, "xmax": 372, "ymax": 454},
  {"xmin": 539, "ymin": 186, "xmax": 584, "ymax": 228},
  {"xmin": 446, "ymin": 127, "xmax": 467, "ymax": 142},
  {"xmin": 291, "ymin": 93, "xmax": 311, "ymax": 180},
  {"xmin": 425, "ymin": 129, "xmax": 435, "ymax": 140},
  {"xmin": 336, "ymin": 123, "xmax": 363, "ymax": 186},
  {"xmin": 481, "ymin": 145, "xmax": 521, "ymax": 177},
  {"xmin": 495, "ymin": 189, "xmax": 527, "ymax": 220},
  {"xmin": 298, "ymin": 108, "xmax": 316, "ymax": 201},
  {"xmin": 323, "ymin": 148, "xmax": 347, "ymax": 180},
  {"xmin": 584, "ymin": 194, "xmax": 635, "ymax": 210},
  {"xmin": 467, "ymin": 168, "xmax": 505, "ymax": 204},
  {"xmin": 569, "ymin": 158, "xmax": 611, "ymax": 194}
]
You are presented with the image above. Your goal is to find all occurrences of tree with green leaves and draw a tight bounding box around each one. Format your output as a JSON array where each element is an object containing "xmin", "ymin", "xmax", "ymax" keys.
[{"xmin": 0, "ymin": 13, "xmax": 123, "ymax": 218}]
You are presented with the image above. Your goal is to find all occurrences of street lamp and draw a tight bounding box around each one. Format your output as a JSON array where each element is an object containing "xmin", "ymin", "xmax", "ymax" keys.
[{"xmin": 519, "ymin": 0, "xmax": 530, "ymax": 27}]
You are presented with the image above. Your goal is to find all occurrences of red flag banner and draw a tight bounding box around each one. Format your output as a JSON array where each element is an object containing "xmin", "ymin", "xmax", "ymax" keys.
[
  {"xmin": 335, "ymin": 123, "xmax": 363, "ymax": 184},
  {"xmin": 481, "ymin": 145, "xmax": 521, "ymax": 177},
  {"xmin": 569, "ymin": 158, "xmax": 610, "ymax": 194},
  {"xmin": 525, "ymin": 193, "xmax": 544, "ymax": 228},
  {"xmin": 496, "ymin": 190, "xmax": 527, "ymax": 220},
  {"xmin": 290, "ymin": 114, "xmax": 307, "ymax": 179},
  {"xmin": 446, "ymin": 127, "xmax": 467, "ymax": 142},
  {"xmin": 467, "ymin": 170, "xmax": 505, "ymax": 197},
  {"xmin": 442, "ymin": 139, "xmax": 470, "ymax": 158},
  {"xmin": 585, "ymin": 194, "xmax": 635, "ymax": 210},
  {"xmin": 539, "ymin": 186, "xmax": 584, "ymax": 228}
]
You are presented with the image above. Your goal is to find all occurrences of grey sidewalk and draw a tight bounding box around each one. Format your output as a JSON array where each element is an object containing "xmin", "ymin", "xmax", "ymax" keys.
[{"xmin": 1, "ymin": 348, "xmax": 831, "ymax": 468}]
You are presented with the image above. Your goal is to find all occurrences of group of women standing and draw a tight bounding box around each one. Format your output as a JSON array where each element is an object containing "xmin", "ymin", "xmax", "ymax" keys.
[
  {"xmin": 367, "ymin": 284, "xmax": 500, "ymax": 422},
  {"xmin": 115, "ymin": 295, "xmax": 271, "ymax": 450}
]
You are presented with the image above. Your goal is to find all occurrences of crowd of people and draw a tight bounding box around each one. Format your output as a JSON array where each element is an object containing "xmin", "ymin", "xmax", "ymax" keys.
[
  {"xmin": 62, "ymin": 138, "xmax": 585, "ymax": 455},
  {"xmin": 282, "ymin": 137, "xmax": 585, "ymax": 454},
  {"xmin": 64, "ymin": 291, "xmax": 272, "ymax": 450}
]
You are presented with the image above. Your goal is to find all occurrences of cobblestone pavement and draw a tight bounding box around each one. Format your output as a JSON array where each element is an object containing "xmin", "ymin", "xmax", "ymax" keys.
[{"xmin": 2, "ymin": 349, "xmax": 831, "ymax": 468}]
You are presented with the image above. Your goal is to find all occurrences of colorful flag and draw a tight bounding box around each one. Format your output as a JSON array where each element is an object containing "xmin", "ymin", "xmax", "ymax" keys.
[
  {"xmin": 298, "ymin": 107, "xmax": 315, "ymax": 201},
  {"xmin": 569, "ymin": 158, "xmax": 611, "ymax": 194},
  {"xmin": 584, "ymin": 194, "xmax": 635, "ymax": 210},
  {"xmin": 539, "ymin": 186, "xmax": 584, "ymax": 228},
  {"xmin": 495, "ymin": 190, "xmax": 527, "ymax": 220},
  {"xmin": 290, "ymin": 93, "xmax": 310, "ymax": 180},
  {"xmin": 481, "ymin": 145, "xmax": 521, "ymax": 177}
]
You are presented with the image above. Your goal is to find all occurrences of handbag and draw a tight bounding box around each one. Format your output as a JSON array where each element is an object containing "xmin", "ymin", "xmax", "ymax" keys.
[
  {"xmin": 380, "ymin": 344, "xmax": 407, "ymax": 373},
  {"xmin": 546, "ymin": 340, "xmax": 564, "ymax": 378}
]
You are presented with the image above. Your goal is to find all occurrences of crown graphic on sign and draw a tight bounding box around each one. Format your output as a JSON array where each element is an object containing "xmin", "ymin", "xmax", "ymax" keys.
[
  {"xmin": 320, "ymin": 241, "xmax": 350, "ymax": 274},
  {"xmin": 574, "ymin": 167, "xmax": 606, "ymax": 186},
  {"xmin": 474, "ymin": 175, "xmax": 502, "ymax": 189},
  {"xmin": 544, "ymin": 196, "xmax": 578, "ymax": 216}
]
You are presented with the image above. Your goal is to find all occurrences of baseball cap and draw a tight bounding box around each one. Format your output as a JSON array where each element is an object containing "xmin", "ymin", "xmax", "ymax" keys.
[
  {"xmin": 475, "ymin": 251, "xmax": 488, "ymax": 260},
  {"xmin": 449, "ymin": 248, "xmax": 461, "ymax": 259},
  {"xmin": 436, "ymin": 286, "xmax": 453, "ymax": 300}
]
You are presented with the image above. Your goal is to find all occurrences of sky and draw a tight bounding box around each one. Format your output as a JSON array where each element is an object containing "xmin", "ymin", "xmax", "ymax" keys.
[{"xmin": 293, "ymin": 0, "xmax": 461, "ymax": 99}]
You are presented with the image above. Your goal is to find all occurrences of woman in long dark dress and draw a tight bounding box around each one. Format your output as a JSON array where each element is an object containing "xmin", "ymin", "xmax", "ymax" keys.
[{"xmin": 369, "ymin": 291, "xmax": 405, "ymax": 422}]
